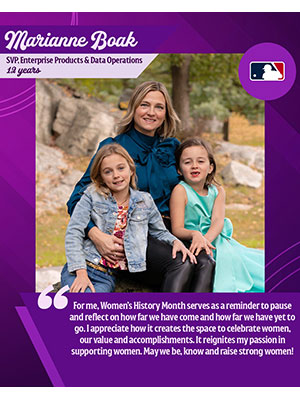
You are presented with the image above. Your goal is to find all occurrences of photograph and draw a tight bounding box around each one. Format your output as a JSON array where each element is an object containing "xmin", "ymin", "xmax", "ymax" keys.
[{"xmin": 36, "ymin": 54, "xmax": 265, "ymax": 293}]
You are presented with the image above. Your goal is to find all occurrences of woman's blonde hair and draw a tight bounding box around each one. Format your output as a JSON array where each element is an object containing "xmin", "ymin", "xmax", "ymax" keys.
[
  {"xmin": 90, "ymin": 143, "xmax": 137, "ymax": 197},
  {"xmin": 116, "ymin": 81, "xmax": 181, "ymax": 138}
]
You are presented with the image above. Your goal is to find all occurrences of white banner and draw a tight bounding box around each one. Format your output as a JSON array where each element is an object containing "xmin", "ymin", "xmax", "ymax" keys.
[{"xmin": 0, "ymin": 53, "xmax": 158, "ymax": 78}]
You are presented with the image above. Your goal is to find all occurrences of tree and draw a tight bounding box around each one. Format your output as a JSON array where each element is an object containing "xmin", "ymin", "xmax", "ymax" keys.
[
  {"xmin": 170, "ymin": 54, "xmax": 193, "ymax": 135},
  {"xmin": 166, "ymin": 54, "xmax": 264, "ymax": 140}
]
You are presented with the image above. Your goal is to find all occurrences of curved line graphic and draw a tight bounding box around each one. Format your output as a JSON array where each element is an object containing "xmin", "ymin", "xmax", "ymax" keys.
[
  {"xmin": 0, "ymin": 92, "xmax": 35, "ymax": 112},
  {"xmin": 71, "ymin": 12, "xmax": 79, "ymax": 26},
  {"xmin": 0, "ymin": 99, "xmax": 35, "ymax": 118},
  {"xmin": 266, "ymin": 241, "xmax": 300, "ymax": 268},
  {"xmin": 268, "ymin": 267, "xmax": 300, "ymax": 292},
  {"xmin": 0, "ymin": 84, "xmax": 35, "ymax": 104},
  {"xmin": 266, "ymin": 255, "xmax": 300, "ymax": 283}
]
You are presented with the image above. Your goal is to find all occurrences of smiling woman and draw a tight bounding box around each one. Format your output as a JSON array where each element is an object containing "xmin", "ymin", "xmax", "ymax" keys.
[
  {"xmin": 133, "ymin": 91, "xmax": 166, "ymax": 136},
  {"xmin": 65, "ymin": 81, "xmax": 215, "ymax": 293}
]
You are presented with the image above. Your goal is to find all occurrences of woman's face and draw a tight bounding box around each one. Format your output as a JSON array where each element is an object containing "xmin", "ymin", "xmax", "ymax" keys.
[{"xmin": 133, "ymin": 91, "xmax": 166, "ymax": 136}]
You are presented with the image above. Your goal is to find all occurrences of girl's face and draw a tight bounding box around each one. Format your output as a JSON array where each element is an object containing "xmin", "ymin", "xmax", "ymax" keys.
[
  {"xmin": 100, "ymin": 154, "xmax": 133, "ymax": 195},
  {"xmin": 179, "ymin": 145, "xmax": 213, "ymax": 187},
  {"xmin": 133, "ymin": 91, "xmax": 166, "ymax": 136}
]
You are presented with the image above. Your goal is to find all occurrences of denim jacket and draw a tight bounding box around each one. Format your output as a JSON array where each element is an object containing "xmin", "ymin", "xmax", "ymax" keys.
[{"xmin": 65, "ymin": 185, "xmax": 178, "ymax": 273}]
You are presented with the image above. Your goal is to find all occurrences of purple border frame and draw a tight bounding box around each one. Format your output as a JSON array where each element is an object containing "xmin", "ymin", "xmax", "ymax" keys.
[{"xmin": 0, "ymin": 12, "xmax": 299, "ymax": 387}]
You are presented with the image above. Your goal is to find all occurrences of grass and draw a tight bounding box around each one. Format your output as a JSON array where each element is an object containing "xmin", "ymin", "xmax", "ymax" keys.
[
  {"xmin": 36, "ymin": 113, "xmax": 265, "ymax": 267},
  {"xmin": 36, "ymin": 208, "xmax": 69, "ymax": 267},
  {"xmin": 203, "ymin": 112, "xmax": 264, "ymax": 148},
  {"xmin": 226, "ymin": 204, "xmax": 264, "ymax": 248},
  {"xmin": 203, "ymin": 113, "xmax": 264, "ymax": 248},
  {"xmin": 229, "ymin": 112, "xmax": 265, "ymax": 147}
]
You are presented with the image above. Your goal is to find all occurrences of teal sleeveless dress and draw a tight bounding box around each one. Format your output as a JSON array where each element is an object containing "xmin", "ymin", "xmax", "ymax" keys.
[{"xmin": 180, "ymin": 181, "xmax": 264, "ymax": 293}]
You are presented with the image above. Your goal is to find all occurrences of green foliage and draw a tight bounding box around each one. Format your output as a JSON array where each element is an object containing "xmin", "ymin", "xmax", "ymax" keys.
[
  {"xmin": 55, "ymin": 53, "xmax": 264, "ymax": 126},
  {"xmin": 56, "ymin": 78, "xmax": 124, "ymax": 104},
  {"xmin": 188, "ymin": 54, "xmax": 264, "ymax": 124},
  {"xmin": 192, "ymin": 99, "xmax": 230, "ymax": 121}
]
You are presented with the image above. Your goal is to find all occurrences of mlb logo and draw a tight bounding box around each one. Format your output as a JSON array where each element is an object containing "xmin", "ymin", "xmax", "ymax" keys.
[{"xmin": 250, "ymin": 62, "xmax": 285, "ymax": 81}]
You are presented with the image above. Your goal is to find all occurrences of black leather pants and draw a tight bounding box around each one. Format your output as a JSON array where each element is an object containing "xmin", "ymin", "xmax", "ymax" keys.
[
  {"xmin": 126, "ymin": 235, "xmax": 215, "ymax": 292},
  {"xmin": 190, "ymin": 250, "xmax": 216, "ymax": 292}
]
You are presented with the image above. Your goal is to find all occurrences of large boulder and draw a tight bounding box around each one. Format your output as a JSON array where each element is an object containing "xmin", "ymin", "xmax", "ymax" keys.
[
  {"xmin": 215, "ymin": 141, "xmax": 264, "ymax": 172},
  {"xmin": 53, "ymin": 97, "xmax": 120, "ymax": 157},
  {"xmin": 36, "ymin": 143, "xmax": 83, "ymax": 215},
  {"xmin": 36, "ymin": 142, "xmax": 68, "ymax": 177},
  {"xmin": 36, "ymin": 80, "xmax": 66, "ymax": 145},
  {"xmin": 221, "ymin": 160, "xmax": 263, "ymax": 188},
  {"xmin": 36, "ymin": 266, "xmax": 63, "ymax": 292}
]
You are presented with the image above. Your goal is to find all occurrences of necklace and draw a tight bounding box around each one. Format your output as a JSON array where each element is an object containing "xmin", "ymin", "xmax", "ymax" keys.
[{"xmin": 116, "ymin": 193, "xmax": 130, "ymax": 206}]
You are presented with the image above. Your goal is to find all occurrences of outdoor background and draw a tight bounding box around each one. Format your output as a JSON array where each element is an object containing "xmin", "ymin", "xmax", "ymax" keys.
[{"xmin": 35, "ymin": 54, "xmax": 264, "ymax": 290}]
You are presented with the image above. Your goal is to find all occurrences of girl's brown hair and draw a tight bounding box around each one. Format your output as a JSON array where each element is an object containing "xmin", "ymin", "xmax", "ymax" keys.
[
  {"xmin": 175, "ymin": 137, "xmax": 218, "ymax": 188},
  {"xmin": 90, "ymin": 143, "xmax": 137, "ymax": 197},
  {"xmin": 116, "ymin": 81, "xmax": 181, "ymax": 138}
]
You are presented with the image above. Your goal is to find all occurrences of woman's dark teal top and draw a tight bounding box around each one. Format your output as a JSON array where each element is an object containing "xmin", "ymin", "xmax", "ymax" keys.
[{"xmin": 67, "ymin": 128, "xmax": 180, "ymax": 231}]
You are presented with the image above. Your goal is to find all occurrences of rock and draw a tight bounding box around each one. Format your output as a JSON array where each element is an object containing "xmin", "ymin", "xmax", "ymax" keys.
[
  {"xmin": 36, "ymin": 266, "xmax": 63, "ymax": 292},
  {"xmin": 36, "ymin": 143, "xmax": 83, "ymax": 214},
  {"xmin": 36, "ymin": 80, "xmax": 66, "ymax": 145},
  {"xmin": 221, "ymin": 160, "xmax": 262, "ymax": 188},
  {"xmin": 254, "ymin": 151, "xmax": 264, "ymax": 171},
  {"xmin": 53, "ymin": 97, "xmax": 120, "ymax": 157},
  {"xmin": 36, "ymin": 142, "xmax": 68, "ymax": 176},
  {"xmin": 36, "ymin": 80, "xmax": 124, "ymax": 156},
  {"xmin": 216, "ymin": 141, "xmax": 264, "ymax": 171},
  {"xmin": 36, "ymin": 266, "xmax": 154, "ymax": 293}
]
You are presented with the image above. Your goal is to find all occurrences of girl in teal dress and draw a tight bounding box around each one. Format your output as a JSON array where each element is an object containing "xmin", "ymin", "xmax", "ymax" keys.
[{"xmin": 170, "ymin": 137, "xmax": 264, "ymax": 293}]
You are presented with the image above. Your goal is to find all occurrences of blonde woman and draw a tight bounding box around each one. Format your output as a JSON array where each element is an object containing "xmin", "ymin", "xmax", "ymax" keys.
[{"xmin": 67, "ymin": 81, "xmax": 215, "ymax": 292}]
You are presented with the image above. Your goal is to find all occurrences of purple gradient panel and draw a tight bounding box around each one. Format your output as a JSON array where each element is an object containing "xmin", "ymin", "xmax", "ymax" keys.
[
  {"xmin": 0, "ymin": 79, "xmax": 51, "ymax": 386},
  {"xmin": 0, "ymin": 26, "xmax": 177, "ymax": 54},
  {"xmin": 265, "ymin": 102, "xmax": 300, "ymax": 292},
  {"xmin": 0, "ymin": 13, "xmax": 296, "ymax": 53},
  {"xmin": 16, "ymin": 306, "xmax": 64, "ymax": 386},
  {"xmin": 21, "ymin": 292, "xmax": 300, "ymax": 387}
]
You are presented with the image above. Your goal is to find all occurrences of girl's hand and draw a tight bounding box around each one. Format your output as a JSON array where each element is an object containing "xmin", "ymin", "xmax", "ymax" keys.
[
  {"xmin": 190, "ymin": 231, "xmax": 215, "ymax": 257},
  {"xmin": 70, "ymin": 269, "xmax": 96, "ymax": 293},
  {"xmin": 88, "ymin": 226, "xmax": 125, "ymax": 264},
  {"xmin": 172, "ymin": 240, "xmax": 197, "ymax": 264}
]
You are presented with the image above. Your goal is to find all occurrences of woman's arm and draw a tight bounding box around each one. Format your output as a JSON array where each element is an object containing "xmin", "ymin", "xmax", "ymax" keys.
[
  {"xmin": 170, "ymin": 185, "xmax": 214, "ymax": 256},
  {"xmin": 88, "ymin": 227, "xmax": 124, "ymax": 264},
  {"xmin": 204, "ymin": 185, "xmax": 226, "ymax": 243}
]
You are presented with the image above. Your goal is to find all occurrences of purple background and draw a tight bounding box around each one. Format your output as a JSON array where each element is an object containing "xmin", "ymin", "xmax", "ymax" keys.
[{"xmin": 0, "ymin": 12, "xmax": 299, "ymax": 387}]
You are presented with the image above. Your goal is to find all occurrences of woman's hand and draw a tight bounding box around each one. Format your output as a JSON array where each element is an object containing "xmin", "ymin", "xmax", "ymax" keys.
[
  {"xmin": 88, "ymin": 226, "xmax": 125, "ymax": 264},
  {"xmin": 189, "ymin": 231, "xmax": 215, "ymax": 257},
  {"xmin": 172, "ymin": 239, "xmax": 197, "ymax": 264},
  {"xmin": 70, "ymin": 269, "xmax": 96, "ymax": 293}
]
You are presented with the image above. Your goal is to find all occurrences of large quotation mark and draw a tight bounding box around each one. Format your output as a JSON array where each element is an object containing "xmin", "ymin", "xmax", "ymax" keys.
[{"xmin": 38, "ymin": 285, "xmax": 70, "ymax": 310}]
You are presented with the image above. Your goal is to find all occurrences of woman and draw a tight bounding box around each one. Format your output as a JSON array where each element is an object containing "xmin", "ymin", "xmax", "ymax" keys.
[{"xmin": 67, "ymin": 81, "xmax": 215, "ymax": 292}]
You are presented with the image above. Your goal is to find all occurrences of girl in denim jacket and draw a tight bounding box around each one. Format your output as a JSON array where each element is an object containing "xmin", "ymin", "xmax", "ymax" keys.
[{"xmin": 61, "ymin": 143, "xmax": 195, "ymax": 293}]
